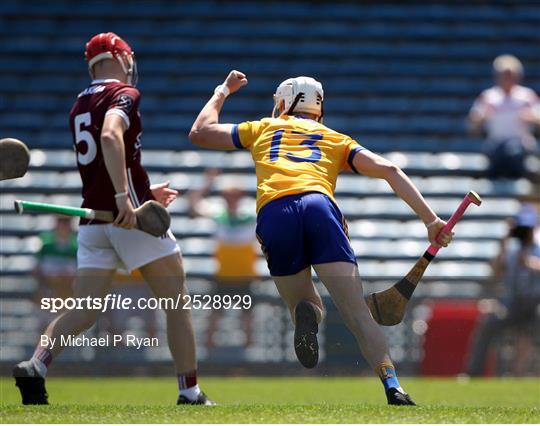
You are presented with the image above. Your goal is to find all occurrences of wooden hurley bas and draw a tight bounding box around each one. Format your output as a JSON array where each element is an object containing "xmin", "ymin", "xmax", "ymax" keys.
[
  {"xmin": 365, "ymin": 191, "xmax": 483, "ymax": 326},
  {"xmin": 14, "ymin": 199, "xmax": 170, "ymax": 237},
  {"xmin": 0, "ymin": 138, "xmax": 30, "ymax": 181}
]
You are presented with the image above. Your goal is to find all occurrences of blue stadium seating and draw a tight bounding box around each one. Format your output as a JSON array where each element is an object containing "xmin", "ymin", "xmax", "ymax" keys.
[
  {"xmin": 1, "ymin": 1, "xmax": 539, "ymax": 367},
  {"xmin": 1, "ymin": 0, "xmax": 538, "ymax": 150},
  {"xmin": 2, "ymin": 0, "xmax": 536, "ymax": 257}
]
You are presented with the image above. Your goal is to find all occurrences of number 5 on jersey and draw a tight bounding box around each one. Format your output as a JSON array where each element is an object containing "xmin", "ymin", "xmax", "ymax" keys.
[
  {"xmin": 270, "ymin": 130, "xmax": 323, "ymax": 163},
  {"xmin": 74, "ymin": 112, "xmax": 97, "ymax": 165}
]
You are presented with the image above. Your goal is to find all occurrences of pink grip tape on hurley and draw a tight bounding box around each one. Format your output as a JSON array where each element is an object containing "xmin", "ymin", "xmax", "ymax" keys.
[{"xmin": 426, "ymin": 191, "xmax": 482, "ymax": 257}]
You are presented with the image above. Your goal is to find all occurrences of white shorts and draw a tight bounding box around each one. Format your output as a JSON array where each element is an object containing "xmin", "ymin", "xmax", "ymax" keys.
[{"xmin": 77, "ymin": 224, "xmax": 180, "ymax": 272}]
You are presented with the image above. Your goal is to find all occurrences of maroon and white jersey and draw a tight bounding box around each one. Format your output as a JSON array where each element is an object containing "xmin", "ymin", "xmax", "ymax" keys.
[{"xmin": 69, "ymin": 79, "xmax": 154, "ymax": 224}]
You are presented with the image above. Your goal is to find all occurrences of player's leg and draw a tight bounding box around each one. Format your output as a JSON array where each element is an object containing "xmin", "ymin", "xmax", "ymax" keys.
[
  {"xmin": 256, "ymin": 194, "xmax": 323, "ymax": 368},
  {"xmin": 13, "ymin": 268, "xmax": 115, "ymax": 404},
  {"xmin": 313, "ymin": 261, "xmax": 415, "ymax": 405},
  {"xmin": 139, "ymin": 254, "xmax": 195, "ymax": 374},
  {"xmin": 13, "ymin": 224, "xmax": 118, "ymax": 405},
  {"xmin": 302, "ymin": 194, "xmax": 414, "ymax": 405},
  {"xmin": 272, "ymin": 267, "xmax": 324, "ymax": 322},
  {"xmin": 139, "ymin": 253, "xmax": 213, "ymax": 405},
  {"xmin": 111, "ymin": 226, "xmax": 214, "ymax": 405},
  {"xmin": 272, "ymin": 267, "xmax": 324, "ymax": 368},
  {"xmin": 42, "ymin": 268, "xmax": 115, "ymax": 357},
  {"xmin": 313, "ymin": 262, "xmax": 389, "ymax": 366}
]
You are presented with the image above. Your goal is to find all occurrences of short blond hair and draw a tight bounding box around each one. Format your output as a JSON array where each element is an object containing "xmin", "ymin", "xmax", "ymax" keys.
[{"xmin": 493, "ymin": 54, "xmax": 523, "ymax": 77}]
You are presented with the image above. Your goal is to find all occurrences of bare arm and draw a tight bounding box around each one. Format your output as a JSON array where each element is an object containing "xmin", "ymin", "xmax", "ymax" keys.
[
  {"xmin": 467, "ymin": 94, "xmax": 491, "ymax": 137},
  {"xmin": 189, "ymin": 70, "xmax": 248, "ymax": 150},
  {"xmin": 101, "ymin": 113, "xmax": 129, "ymax": 194},
  {"xmin": 352, "ymin": 150, "xmax": 452, "ymax": 247},
  {"xmin": 467, "ymin": 111, "xmax": 485, "ymax": 137},
  {"xmin": 101, "ymin": 113, "xmax": 136, "ymax": 228},
  {"xmin": 520, "ymin": 98, "xmax": 540, "ymax": 129},
  {"xmin": 187, "ymin": 168, "xmax": 220, "ymax": 217}
]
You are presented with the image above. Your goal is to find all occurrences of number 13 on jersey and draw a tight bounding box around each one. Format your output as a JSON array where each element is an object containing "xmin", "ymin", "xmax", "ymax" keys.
[{"xmin": 269, "ymin": 130, "xmax": 324, "ymax": 163}]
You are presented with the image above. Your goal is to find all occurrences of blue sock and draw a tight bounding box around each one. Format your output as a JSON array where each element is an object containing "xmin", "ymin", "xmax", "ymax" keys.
[{"xmin": 377, "ymin": 364, "xmax": 402, "ymax": 391}]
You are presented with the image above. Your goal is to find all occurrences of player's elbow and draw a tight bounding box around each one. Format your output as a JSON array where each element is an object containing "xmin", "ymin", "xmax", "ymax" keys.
[
  {"xmin": 188, "ymin": 128, "xmax": 200, "ymax": 144},
  {"xmin": 100, "ymin": 130, "xmax": 121, "ymax": 146},
  {"xmin": 188, "ymin": 127, "xmax": 205, "ymax": 146},
  {"xmin": 380, "ymin": 162, "xmax": 401, "ymax": 180},
  {"xmin": 100, "ymin": 132, "xmax": 114, "ymax": 144}
]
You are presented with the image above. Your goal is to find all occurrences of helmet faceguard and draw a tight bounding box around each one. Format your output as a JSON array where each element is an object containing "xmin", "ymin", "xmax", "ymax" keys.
[
  {"xmin": 85, "ymin": 32, "xmax": 138, "ymax": 86},
  {"xmin": 272, "ymin": 76, "xmax": 324, "ymax": 122},
  {"xmin": 121, "ymin": 52, "xmax": 138, "ymax": 86}
]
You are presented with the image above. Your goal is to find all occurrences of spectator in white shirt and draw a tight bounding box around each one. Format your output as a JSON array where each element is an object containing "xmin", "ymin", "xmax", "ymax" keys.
[{"xmin": 468, "ymin": 55, "xmax": 540, "ymax": 179}]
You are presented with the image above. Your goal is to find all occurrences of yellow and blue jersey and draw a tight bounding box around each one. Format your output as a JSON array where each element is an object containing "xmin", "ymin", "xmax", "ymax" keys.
[{"xmin": 231, "ymin": 115, "xmax": 365, "ymax": 212}]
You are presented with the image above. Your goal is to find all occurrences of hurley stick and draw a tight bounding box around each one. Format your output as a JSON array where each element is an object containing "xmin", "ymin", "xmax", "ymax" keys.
[
  {"xmin": 365, "ymin": 191, "xmax": 482, "ymax": 326},
  {"xmin": 14, "ymin": 199, "xmax": 170, "ymax": 237}
]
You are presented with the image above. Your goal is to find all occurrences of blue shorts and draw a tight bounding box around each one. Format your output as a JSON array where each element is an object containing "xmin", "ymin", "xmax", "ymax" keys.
[{"xmin": 256, "ymin": 192, "xmax": 357, "ymax": 276}]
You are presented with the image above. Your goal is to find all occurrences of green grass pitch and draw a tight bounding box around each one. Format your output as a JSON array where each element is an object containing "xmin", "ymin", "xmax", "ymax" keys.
[{"xmin": 1, "ymin": 376, "xmax": 538, "ymax": 423}]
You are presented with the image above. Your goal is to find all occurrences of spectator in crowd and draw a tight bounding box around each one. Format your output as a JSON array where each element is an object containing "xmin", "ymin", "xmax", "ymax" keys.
[
  {"xmin": 466, "ymin": 203, "xmax": 540, "ymax": 376},
  {"xmin": 188, "ymin": 169, "xmax": 258, "ymax": 353},
  {"xmin": 33, "ymin": 217, "xmax": 78, "ymax": 328},
  {"xmin": 468, "ymin": 55, "xmax": 540, "ymax": 179},
  {"xmin": 188, "ymin": 168, "xmax": 258, "ymax": 284}
]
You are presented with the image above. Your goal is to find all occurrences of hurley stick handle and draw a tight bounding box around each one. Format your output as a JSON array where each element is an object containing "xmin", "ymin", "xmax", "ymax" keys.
[
  {"xmin": 92, "ymin": 210, "xmax": 115, "ymax": 222},
  {"xmin": 366, "ymin": 190, "xmax": 483, "ymax": 326},
  {"xmin": 14, "ymin": 199, "xmax": 170, "ymax": 237},
  {"xmin": 426, "ymin": 190, "xmax": 482, "ymax": 257},
  {"xmin": 14, "ymin": 200, "xmax": 114, "ymax": 222}
]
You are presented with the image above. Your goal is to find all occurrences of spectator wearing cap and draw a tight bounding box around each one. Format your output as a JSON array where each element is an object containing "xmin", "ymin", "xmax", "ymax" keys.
[
  {"xmin": 468, "ymin": 55, "xmax": 540, "ymax": 179},
  {"xmin": 465, "ymin": 203, "xmax": 540, "ymax": 376}
]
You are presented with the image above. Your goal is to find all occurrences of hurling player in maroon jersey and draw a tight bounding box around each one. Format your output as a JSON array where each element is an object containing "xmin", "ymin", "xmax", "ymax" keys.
[{"xmin": 13, "ymin": 33, "xmax": 214, "ymax": 406}]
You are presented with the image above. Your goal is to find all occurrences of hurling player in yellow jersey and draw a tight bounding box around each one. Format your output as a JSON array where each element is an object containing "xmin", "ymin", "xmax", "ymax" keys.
[{"xmin": 190, "ymin": 71, "xmax": 453, "ymax": 406}]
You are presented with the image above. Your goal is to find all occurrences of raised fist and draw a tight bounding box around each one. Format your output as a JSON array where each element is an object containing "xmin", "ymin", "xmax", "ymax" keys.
[{"xmin": 224, "ymin": 70, "xmax": 248, "ymax": 94}]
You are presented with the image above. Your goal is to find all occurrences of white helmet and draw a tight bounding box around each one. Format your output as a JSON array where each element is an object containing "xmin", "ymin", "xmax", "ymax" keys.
[{"xmin": 272, "ymin": 76, "xmax": 324, "ymax": 121}]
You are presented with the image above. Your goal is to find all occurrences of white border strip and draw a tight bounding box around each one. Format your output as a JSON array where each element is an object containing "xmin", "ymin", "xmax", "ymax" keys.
[{"xmin": 105, "ymin": 108, "xmax": 130, "ymax": 128}]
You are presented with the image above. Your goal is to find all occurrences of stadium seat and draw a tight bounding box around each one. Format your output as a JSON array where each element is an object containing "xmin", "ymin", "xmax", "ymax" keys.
[{"xmin": 1, "ymin": 0, "xmax": 537, "ymax": 375}]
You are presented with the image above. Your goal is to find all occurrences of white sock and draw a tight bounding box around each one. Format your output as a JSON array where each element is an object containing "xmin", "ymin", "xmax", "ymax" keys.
[
  {"xmin": 180, "ymin": 384, "xmax": 201, "ymax": 401},
  {"xmin": 30, "ymin": 357, "xmax": 47, "ymax": 378}
]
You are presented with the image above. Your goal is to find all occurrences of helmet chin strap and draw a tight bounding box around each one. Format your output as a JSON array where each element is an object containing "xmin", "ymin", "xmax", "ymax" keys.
[
  {"xmin": 286, "ymin": 93, "xmax": 303, "ymax": 116},
  {"xmin": 271, "ymin": 102, "xmax": 280, "ymax": 118}
]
